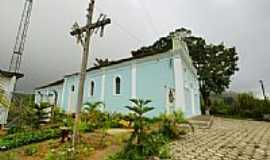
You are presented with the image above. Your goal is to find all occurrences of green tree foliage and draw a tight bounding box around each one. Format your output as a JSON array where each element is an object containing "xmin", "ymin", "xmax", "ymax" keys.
[
  {"xmin": 131, "ymin": 37, "xmax": 172, "ymax": 57},
  {"xmin": 236, "ymin": 93, "xmax": 270, "ymax": 119},
  {"xmin": 125, "ymin": 99, "xmax": 154, "ymax": 145},
  {"xmin": 182, "ymin": 28, "xmax": 239, "ymax": 115},
  {"xmin": 93, "ymin": 58, "xmax": 111, "ymax": 67}
]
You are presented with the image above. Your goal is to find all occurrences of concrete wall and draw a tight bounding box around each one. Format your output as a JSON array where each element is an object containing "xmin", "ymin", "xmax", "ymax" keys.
[
  {"xmin": 0, "ymin": 74, "xmax": 16, "ymax": 124},
  {"xmin": 35, "ymin": 83, "xmax": 64, "ymax": 107}
]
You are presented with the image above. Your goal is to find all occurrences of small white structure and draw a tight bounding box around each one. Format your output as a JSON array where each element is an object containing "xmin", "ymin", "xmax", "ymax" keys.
[{"xmin": 0, "ymin": 69, "xmax": 23, "ymax": 126}]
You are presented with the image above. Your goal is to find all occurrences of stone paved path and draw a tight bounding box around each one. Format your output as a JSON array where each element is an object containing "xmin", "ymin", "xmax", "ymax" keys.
[{"xmin": 170, "ymin": 118, "xmax": 270, "ymax": 160}]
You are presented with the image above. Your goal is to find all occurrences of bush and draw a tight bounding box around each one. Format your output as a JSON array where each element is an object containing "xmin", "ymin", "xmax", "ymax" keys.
[
  {"xmin": 7, "ymin": 126, "xmax": 25, "ymax": 135},
  {"xmin": 78, "ymin": 121, "xmax": 94, "ymax": 133},
  {"xmin": 0, "ymin": 129, "xmax": 61, "ymax": 151},
  {"xmin": 210, "ymin": 99, "xmax": 232, "ymax": 115},
  {"xmin": 159, "ymin": 111, "xmax": 193, "ymax": 139},
  {"xmin": 236, "ymin": 93, "xmax": 270, "ymax": 120},
  {"xmin": 107, "ymin": 132, "xmax": 170, "ymax": 160},
  {"xmin": 24, "ymin": 145, "xmax": 38, "ymax": 156}
]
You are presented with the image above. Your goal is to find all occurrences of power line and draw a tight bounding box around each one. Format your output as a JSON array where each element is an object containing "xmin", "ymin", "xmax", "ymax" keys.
[
  {"xmin": 95, "ymin": 5, "xmax": 144, "ymax": 44},
  {"xmin": 136, "ymin": 0, "xmax": 159, "ymax": 36}
]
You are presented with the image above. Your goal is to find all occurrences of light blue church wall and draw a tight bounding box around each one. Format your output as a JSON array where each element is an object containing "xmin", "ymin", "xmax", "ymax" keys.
[
  {"xmin": 61, "ymin": 76, "xmax": 79, "ymax": 112},
  {"xmin": 136, "ymin": 55, "xmax": 175, "ymax": 117},
  {"xmin": 61, "ymin": 53, "xmax": 176, "ymax": 117},
  {"xmin": 103, "ymin": 65, "xmax": 132, "ymax": 113},
  {"xmin": 182, "ymin": 60, "xmax": 201, "ymax": 117},
  {"xmin": 84, "ymin": 71, "xmax": 102, "ymax": 104}
]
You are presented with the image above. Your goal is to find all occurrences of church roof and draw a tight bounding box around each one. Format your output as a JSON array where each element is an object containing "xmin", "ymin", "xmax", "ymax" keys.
[
  {"xmin": 37, "ymin": 28, "xmax": 197, "ymax": 89},
  {"xmin": 35, "ymin": 79, "xmax": 64, "ymax": 90},
  {"xmin": 64, "ymin": 50, "xmax": 169, "ymax": 78},
  {"xmin": 0, "ymin": 69, "xmax": 24, "ymax": 79}
]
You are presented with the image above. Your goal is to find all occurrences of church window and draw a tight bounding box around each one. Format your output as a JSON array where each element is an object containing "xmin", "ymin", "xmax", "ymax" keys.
[
  {"xmin": 90, "ymin": 80, "xmax": 95, "ymax": 96},
  {"xmin": 115, "ymin": 76, "xmax": 121, "ymax": 95}
]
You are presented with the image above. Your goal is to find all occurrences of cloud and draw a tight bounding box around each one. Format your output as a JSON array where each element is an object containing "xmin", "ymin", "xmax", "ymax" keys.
[{"xmin": 0, "ymin": 0, "xmax": 269, "ymax": 96}]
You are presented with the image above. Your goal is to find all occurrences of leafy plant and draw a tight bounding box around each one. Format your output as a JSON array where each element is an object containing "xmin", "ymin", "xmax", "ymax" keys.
[
  {"xmin": 125, "ymin": 99, "xmax": 154, "ymax": 145},
  {"xmin": 81, "ymin": 101, "xmax": 105, "ymax": 129},
  {"xmin": 159, "ymin": 111, "xmax": 192, "ymax": 139},
  {"xmin": 24, "ymin": 145, "xmax": 38, "ymax": 156},
  {"xmin": 0, "ymin": 129, "xmax": 61, "ymax": 151},
  {"xmin": 210, "ymin": 99, "xmax": 232, "ymax": 115}
]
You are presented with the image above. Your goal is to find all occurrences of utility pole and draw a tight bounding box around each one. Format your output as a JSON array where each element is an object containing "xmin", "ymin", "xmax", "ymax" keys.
[
  {"xmin": 259, "ymin": 80, "xmax": 267, "ymax": 101},
  {"xmin": 70, "ymin": 0, "xmax": 111, "ymax": 147}
]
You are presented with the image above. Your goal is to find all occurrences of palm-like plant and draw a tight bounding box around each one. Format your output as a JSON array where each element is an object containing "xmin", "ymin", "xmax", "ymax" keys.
[
  {"xmin": 125, "ymin": 99, "xmax": 154, "ymax": 145},
  {"xmin": 83, "ymin": 101, "xmax": 104, "ymax": 113},
  {"xmin": 81, "ymin": 101, "xmax": 105, "ymax": 129}
]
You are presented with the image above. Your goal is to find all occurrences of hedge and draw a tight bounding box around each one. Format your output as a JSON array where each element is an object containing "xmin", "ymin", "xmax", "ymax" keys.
[{"xmin": 0, "ymin": 129, "xmax": 61, "ymax": 151}]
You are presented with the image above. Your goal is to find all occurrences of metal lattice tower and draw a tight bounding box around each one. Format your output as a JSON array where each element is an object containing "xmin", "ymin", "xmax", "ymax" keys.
[{"xmin": 9, "ymin": 0, "xmax": 33, "ymax": 73}]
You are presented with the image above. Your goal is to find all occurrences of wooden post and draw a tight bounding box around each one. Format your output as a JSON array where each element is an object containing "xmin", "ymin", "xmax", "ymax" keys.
[{"xmin": 70, "ymin": 0, "xmax": 111, "ymax": 147}]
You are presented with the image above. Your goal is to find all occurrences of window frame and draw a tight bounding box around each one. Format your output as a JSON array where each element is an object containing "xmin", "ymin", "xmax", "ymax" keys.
[
  {"xmin": 90, "ymin": 80, "xmax": 95, "ymax": 97},
  {"xmin": 113, "ymin": 75, "xmax": 122, "ymax": 96}
]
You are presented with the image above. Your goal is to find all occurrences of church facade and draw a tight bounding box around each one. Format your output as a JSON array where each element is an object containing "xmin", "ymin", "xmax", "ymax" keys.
[{"xmin": 35, "ymin": 30, "xmax": 201, "ymax": 118}]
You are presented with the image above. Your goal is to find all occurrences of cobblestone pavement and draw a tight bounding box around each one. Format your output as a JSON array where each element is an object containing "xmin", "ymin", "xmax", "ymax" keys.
[{"xmin": 170, "ymin": 118, "xmax": 270, "ymax": 160}]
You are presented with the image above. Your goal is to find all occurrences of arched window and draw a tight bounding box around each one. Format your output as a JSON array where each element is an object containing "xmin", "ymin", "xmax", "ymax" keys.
[
  {"xmin": 115, "ymin": 76, "xmax": 121, "ymax": 95},
  {"xmin": 71, "ymin": 85, "xmax": 75, "ymax": 92},
  {"xmin": 90, "ymin": 80, "xmax": 95, "ymax": 96}
]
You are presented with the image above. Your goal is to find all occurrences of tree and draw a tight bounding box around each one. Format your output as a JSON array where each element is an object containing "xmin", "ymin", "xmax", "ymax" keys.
[
  {"xmin": 125, "ymin": 99, "xmax": 154, "ymax": 145},
  {"xmin": 94, "ymin": 58, "xmax": 111, "ymax": 67},
  {"xmin": 183, "ymin": 28, "xmax": 239, "ymax": 115}
]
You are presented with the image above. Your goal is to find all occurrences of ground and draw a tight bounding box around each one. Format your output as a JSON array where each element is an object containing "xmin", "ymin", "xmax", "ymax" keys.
[
  {"xmin": 0, "ymin": 129, "xmax": 132, "ymax": 160},
  {"xmin": 171, "ymin": 118, "xmax": 270, "ymax": 160}
]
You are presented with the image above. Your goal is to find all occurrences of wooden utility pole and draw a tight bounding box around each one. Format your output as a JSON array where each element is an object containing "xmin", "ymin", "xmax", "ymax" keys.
[
  {"xmin": 259, "ymin": 80, "xmax": 267, "ymax": 101},
  {"xmin": 70, "ymin": 0, "xmax": 111, "ymax": 147}
]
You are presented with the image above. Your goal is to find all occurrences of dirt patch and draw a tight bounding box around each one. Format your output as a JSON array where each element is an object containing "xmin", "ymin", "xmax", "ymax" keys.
[{"xmin": 0, "ymin": 130, "xmax": 131, "ymax": 160}]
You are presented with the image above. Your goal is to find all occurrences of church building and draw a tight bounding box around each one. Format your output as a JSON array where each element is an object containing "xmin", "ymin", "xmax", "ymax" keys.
[{"xmin": 35, "ymin": 29, "xmax": 201, "ymax": 118}]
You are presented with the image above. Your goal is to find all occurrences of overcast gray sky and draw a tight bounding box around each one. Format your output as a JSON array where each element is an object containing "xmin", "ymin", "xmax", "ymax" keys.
[{"xmin": 1, "ymin": 0, "xmax": 269, "ymax": 97}]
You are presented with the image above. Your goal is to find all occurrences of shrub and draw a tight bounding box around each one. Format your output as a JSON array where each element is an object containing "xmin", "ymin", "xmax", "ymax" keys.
[
  {"xmin": 78, "ymin": 121, "xmax": 94, "ymax": 133},
  {"xmin": 159, "ymin": 111, "xmax": 193, "ymax": 139},
  {"xmin": 24, "ymin": 145, "xmax": 38, "ymax": 156},
  {"xmin": 210, "ymin": 99, "xmax": 232, "ymax": 115},
  {"xmin": 108, "ymin": 99, "xmax": 173, "ymax": 160},
  {"xmin": 236, "ymin": 93, "xmax": 270, "ymax": 119},
  {"xmin": 7, "ymin": 126, "xmax": 25, "ymax": 135},
  {"xmin": 107, "ymin": 132, "xmax": 170, "ymax": 160},
  {"xmin": 0, "ymin": 129, "xmax": 61, "ymax": 151}
]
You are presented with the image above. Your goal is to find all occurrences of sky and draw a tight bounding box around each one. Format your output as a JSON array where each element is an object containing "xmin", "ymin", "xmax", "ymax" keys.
[{"xmin": 0, "ymin": 0, "xmax": 270, "ymax": 97}]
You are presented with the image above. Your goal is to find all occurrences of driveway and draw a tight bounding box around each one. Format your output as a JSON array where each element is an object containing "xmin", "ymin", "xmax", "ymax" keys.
[{"xmin": 170, "ymin": 118, "xmax": 270, "ymax": 160}]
